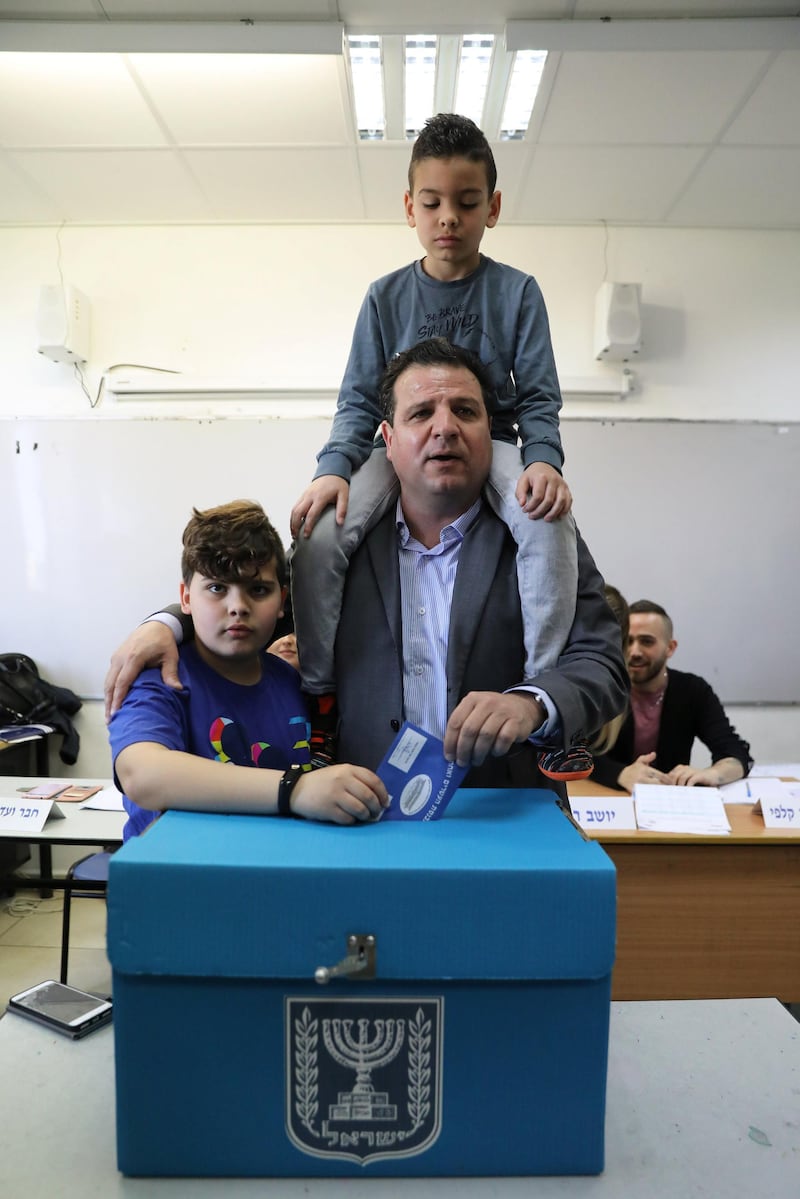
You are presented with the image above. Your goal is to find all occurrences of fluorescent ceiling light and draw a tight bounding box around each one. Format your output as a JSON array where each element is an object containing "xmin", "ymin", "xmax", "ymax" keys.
[
  {"xmin": 404, "ymin": 35, "xmax": 437, "ymax": 138},
  {"xmin": 454, "ymin": 35, "xmax": 495, "ymax": 129},
  {"xmin": 347, "ymin": 34, "xmax": 546, "ymax": 142},
  {"xmin": 348, "ymin": 35, "xmax": 385, "ymax": 140},
  {"xmin": 500, "ymin": 50, "xmax": 547, "ymax": 140}
]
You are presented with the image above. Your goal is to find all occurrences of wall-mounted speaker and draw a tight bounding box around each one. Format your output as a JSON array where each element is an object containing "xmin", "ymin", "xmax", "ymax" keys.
[
  {"xmin": 594, "ymin": 282, "xmax": 642, "ymax": 362},
  {"xmin": 37, "ymin": 284, "xmax": 91, "ymax": 365}
]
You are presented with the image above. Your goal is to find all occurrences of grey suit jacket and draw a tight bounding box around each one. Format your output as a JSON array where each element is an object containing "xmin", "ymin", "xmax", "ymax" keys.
[{"xmin": 335, "ymin": 503, "xmax": 628, "ymax": 791}]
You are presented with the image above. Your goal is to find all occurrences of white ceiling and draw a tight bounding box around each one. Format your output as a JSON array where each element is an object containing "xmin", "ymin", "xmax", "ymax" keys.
[{"xmin": 1, "ymin": 1, "xmax": 799, "ymax": 228}]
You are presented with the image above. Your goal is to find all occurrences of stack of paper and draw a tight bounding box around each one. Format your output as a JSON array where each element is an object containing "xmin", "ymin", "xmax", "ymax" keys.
[{"xmin": 633, "ymin": 784, "xmax": 731, "ymax": 835}]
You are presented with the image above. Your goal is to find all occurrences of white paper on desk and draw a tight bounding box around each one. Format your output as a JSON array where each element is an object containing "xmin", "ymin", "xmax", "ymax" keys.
[
  {"xmin": 721, "ymin": 777, "xmax": 791, "ymax": 805},
  {"xmin": 633, "ymin": 785, "xmax": 731, "ymax": 834},
  {"xmin": 749, "ymin": 762, "xmax": 800, "ymax": 779},
  {"xmin": 78, "ymin": 785, "xmax": 125, "ymax": 812}
]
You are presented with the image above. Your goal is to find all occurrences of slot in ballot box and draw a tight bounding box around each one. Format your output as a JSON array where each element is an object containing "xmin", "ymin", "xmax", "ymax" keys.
[{"xmin": 107, "ymin": 788, "xmax": 616, "ymax": 1178}]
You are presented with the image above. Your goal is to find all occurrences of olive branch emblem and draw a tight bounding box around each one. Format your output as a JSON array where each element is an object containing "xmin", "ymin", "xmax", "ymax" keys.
[
  {"xmin": 293, "ymin": 1006, "xmax": 320, "ymax": 1136},
  {"xmin": 403, "ymin": 1007, "xmax": 431, "ymax": 1136}
]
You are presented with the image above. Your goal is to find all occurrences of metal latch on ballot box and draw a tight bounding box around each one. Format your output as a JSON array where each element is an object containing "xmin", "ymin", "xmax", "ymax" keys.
[{"xmin": 314, "ymin": 933, "xmax": 376, "ymax": 984}]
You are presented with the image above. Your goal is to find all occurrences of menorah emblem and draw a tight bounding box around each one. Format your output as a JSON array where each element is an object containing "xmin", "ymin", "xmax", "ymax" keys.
[
  {"xmin": 286, "ymin": 997, "xmax": 443, "ymax": 1164},
  {"xmin": 323, "ymin": 1017, "xmax": 405, "ymax": 1120}
]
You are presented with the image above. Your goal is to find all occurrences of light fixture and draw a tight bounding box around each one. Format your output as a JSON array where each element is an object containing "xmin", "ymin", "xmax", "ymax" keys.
[
  {"xmin": 404, "ymin": 35, "xmax": 437, "ymax": 138},
  {"xmin": 453, "ymin": 35, "xmax": 494, "ymax": 129},
  {"xmin": 348, "ymin": 35, "xmax": 385, "ymax": 140},
  {"xmin": 347, "ymin": 34, "xmax": 547, "ymax": 142},
  {"xmin": 499, "ymin": 50, "xmax": 547, "ymax": 140},
  {"xmin": 561, "ymin": 373, "xmax": 635, "ymax": 401},
  {"xmin": 101, "ymin": 371, "xmax": 633, "ymax": 406}
]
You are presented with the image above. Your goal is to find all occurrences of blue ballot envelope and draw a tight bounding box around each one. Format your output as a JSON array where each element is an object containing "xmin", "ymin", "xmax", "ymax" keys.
[
  {"xmin": 377, "ymin": 721, "xmax": 468, "ymax": 820},
  {"xmin": 107, "ymin": 788, "xmax": 616, "ymax": 1178}
]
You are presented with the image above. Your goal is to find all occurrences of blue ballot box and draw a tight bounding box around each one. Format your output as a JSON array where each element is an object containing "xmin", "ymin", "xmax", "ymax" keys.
[{"xmin": 107, "ymin": 788, "xmax": 616, "ymax": 1178}]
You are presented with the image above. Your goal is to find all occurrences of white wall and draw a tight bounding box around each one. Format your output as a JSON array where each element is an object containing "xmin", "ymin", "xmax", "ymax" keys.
[
  {"xmin": 2, "ymin": 220, "xmax": 799, "ymax": 777},
  {"xmin": 2, "ymin": 223, "xmax": 799, "ymax": 420}
]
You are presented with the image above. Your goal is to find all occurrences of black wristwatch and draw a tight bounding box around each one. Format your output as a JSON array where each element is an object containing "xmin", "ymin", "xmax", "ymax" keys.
[{"xmin": 277, "ymin": 765, "xmax": 305, "ymax": 817}]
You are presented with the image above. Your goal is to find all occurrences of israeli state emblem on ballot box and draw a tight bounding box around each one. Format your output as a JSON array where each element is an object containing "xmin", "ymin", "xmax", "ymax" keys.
[{"xmin": 107, "ymin": 788, "xmax": 616, "ymax": 1178}]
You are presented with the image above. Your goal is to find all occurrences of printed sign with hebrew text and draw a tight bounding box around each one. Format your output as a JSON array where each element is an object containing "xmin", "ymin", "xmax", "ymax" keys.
[
  {"xmin": 568, "ymin": 795, "xmax": 636, "ymax": 831},
  {"xmin": 0, "ymin": 797, "xmax": 66, "ymax": 833}
]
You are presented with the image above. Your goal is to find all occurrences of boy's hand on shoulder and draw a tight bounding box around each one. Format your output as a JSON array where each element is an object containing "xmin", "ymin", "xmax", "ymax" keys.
[
  {"xmin": 515, "ymin": 463, "xmax": 572, "ymax": 520},
  {"xmin": 290, "ymin": 476, "xmax": 351, "ymax": 538},
  {"xmin": 290, "ymin": 764, "xmax": 389, "ymax": 825}
]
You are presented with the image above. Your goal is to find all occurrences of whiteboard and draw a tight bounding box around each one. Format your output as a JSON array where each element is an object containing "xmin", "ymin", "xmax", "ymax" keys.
[
  {"xmin": 3, "ymin": 417, "xmax": 798, "ymax": 703},
  {"xmin": 561, "ymin": 419, "xmax": 800, "ymax": 705}
]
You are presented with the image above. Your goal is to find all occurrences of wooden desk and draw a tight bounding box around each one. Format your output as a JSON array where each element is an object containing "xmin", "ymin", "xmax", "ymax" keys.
[{"xmin": 568, "ymin": 780, "xmax": 800, "ymax": 1001}]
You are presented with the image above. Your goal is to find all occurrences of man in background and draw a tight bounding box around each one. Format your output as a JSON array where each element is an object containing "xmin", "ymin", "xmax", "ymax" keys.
[{"xmin": 592, "ymin": 599, "xmax": 752, "ymax": 791}]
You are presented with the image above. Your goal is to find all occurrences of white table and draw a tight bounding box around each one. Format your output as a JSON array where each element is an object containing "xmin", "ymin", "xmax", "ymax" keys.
[
  {"xmin": 0, "ymin": 999, "xmax": 797, "ymax": 1196},
  {"xmin": 0, "ymin": 776, "xmax": 125, "ymax": 890}
]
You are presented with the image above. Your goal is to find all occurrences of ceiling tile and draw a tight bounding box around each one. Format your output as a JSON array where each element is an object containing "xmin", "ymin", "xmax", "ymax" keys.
[
  {"xmin": 357, "ymin": 144, "xmax": 412, "ymax": 221},
  {"xmin": 9, "ymin": 149, "xmax": 212, "ymax": 222},
  {"xmin": 184, "ymin": 147, "xmax": 363, "ymax": 220},
  {"xmin": 0, "ymin": 52, "xmax": 168, "ymax": 146},
  {"xmin": 517, "ymin": 144, "xmax": 705, "ymax": 223},
  {"xmin": 490, "ymin": 142, "xmax": 536, "ymax": 220},
  {"xmin": 539, "ymin": 50, "xmax": 771, "ymax": 144},
  {"xmin": 724, "ymin": 50, "xmax": 800, "ymax": 145},
  {"xmin": 666, "ymin": 146, "xmax": 800, "ymax": 228},
  {"xmin": 130, "ymin": 53, "xmax": 350, "ymax": 145}
]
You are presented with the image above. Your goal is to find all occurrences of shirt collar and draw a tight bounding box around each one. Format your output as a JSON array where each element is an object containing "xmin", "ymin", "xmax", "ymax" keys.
[{"xmin": 395, "ymin": 496, "xmax": 483, "ymax": 548}]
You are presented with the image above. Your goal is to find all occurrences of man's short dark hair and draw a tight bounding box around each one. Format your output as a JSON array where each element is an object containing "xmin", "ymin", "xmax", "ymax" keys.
[
  {"xmin": 181, "ymin": 500, "xmax": 286, "ymax": 587},
  {"xmin": 629, "ymin": 599, "xmax": 673, "ymax": 640},
  {"xmin": 408, "ymin": 113, "xmax": 497, "ymax": 195},
  {"xmin": 378, "ymin": 337, "xmax": 495, "ymax": 424}
]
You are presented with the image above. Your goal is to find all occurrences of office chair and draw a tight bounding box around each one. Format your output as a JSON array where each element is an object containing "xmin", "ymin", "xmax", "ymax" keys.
[{"xmin": 60, "ymin": 850, "xmax": 114, "ymax": 985}]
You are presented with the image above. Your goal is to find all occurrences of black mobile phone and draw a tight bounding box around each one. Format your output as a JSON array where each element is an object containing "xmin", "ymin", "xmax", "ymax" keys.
[{"xmin": 7, "ymin": 980, "xmax": 113, "ymax": 1039}]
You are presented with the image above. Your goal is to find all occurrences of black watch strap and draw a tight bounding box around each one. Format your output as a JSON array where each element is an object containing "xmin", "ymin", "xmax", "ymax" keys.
[{"xmin": 277, "ymin": 765, "xmax": 304, "ymax": 817}]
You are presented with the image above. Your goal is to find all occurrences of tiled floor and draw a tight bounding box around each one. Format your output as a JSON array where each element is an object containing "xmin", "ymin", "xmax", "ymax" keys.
[{"xmin": 0, "ymin": 885, "xmax": 112, "ymax": 1006}]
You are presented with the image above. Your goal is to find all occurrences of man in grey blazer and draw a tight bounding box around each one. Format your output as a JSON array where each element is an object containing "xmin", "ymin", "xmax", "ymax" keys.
[
  {"xmin": 104, "ymin": 338, "xmax": 626, "ymax": 795},
  {"xmin": 333, "ymin": 338, "xmax": 628, "ymax": 791}
]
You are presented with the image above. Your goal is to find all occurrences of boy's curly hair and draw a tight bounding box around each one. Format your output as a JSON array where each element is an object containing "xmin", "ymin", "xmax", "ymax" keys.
[
  {"xmin": 181, "ymin": 500, "xmax": 286, "ymax": 587},
  {"xmin": 408, "ymin": 113, "xmax": 497, "ymax": 195}
]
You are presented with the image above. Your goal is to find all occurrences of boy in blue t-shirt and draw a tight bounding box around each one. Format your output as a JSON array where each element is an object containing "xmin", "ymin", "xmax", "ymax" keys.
[
  {"xmin": 290, "ymin": 113, "xmax": 590, "ymax": 780},
  {"xmin": 109, "ymin": 500, "xmax": 388, "ymax": 839}
]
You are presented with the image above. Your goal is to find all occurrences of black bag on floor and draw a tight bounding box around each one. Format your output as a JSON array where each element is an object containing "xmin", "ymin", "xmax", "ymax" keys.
[{"xmin": 0, "ymin": 653, "xmax": 82, "ymax": 765}]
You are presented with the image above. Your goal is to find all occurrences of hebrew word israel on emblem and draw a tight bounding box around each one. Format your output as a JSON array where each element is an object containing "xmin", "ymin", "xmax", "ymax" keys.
[{"xmin": 285, "ymin": 996, "xmax": 443, "ymax": 1164}]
